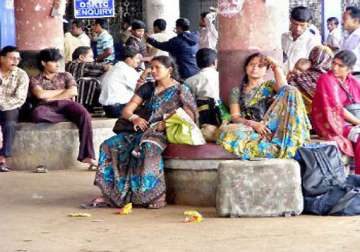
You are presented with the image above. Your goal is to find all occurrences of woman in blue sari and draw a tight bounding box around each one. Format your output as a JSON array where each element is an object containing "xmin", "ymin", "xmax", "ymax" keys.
[{"xmin": 92, "ymin": 56, "xmax": 198, "ymax": 209}]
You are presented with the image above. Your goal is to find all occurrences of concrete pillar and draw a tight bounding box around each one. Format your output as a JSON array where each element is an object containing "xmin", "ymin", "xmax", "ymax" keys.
[
  {"xmin": 218, "ymin": 0, "xmax": 289, "ymax": 104},
  {"xmin": 14, "ymin": 0, "xmax": 64, "ymax": 75},
  {"xmin": 144, "ymin": 0, "xmax": 180, "ymax": 33}
]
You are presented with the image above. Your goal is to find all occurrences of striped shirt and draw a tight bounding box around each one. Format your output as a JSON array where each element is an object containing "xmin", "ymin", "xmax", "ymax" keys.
[{"xmin": 96, "ymin": 30, "xmax": 115, "ymax": 63}]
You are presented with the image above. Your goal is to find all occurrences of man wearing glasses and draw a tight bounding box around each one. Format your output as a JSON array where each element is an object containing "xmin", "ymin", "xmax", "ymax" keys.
[{"xmin": 0, "ymin": 46, "xmax": 29, "ymax": 172}]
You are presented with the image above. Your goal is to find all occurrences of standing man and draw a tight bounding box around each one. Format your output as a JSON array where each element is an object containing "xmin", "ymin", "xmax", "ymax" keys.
[
  {"xmin": 282, "ymin": 6, "xmax": 321, "ymax": 73},
  {"xmin": 342, "ymin": 6, "xmax": 360, "ymax": 80},
  {"xmin": 71, "ymin": 20, "xmax": 91, "ymax": 47},
  {"xmin": 325, "ymin": 17, "xmax": 342, "ymax": 52},
  {"xmin": 199, "ymin": 8, "xmax": 218, "ymax": 50},
  {"xmin": 147, "ymin": 19, "xmax": 175, "ymax": 57},
  {"xmin": 126, "ymin": 20, "xmax": 147, "ymax": 57},
  {"xmin": 0, "ymin": 46, "xmax": 29, "ymax": 172},
  {"xmin": 92, "ymin": 19, "xmax": 115, "ymax": 63},
  {"xmin": 30, "ymin": 48, "xmax": 97, "ymax": 169},
  {"xmin": 146, "ymin": 18, "xmax": 199, "ymax": 80}
]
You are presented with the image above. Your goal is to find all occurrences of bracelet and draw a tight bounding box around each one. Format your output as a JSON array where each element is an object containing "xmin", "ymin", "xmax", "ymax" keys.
[{"xmin": 128, "ymin": 114, "xmax": 139, "ymax": 122}]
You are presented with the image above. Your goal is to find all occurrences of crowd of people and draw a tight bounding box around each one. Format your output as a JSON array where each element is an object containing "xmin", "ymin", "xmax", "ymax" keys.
[{"xmin": 1, "ymin": 5, "xmax": 360, "ymax": 210}]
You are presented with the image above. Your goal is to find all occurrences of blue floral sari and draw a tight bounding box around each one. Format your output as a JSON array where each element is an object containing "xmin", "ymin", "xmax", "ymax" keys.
[{"xmin": 94, "ymin": 83, "xmax": 197, "ymax": 207}]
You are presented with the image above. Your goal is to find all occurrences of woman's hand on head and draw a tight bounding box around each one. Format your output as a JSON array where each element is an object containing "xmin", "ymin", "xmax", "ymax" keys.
[
  {"xmin": 265, "ymin": 56, "xmax": 280, "ymax": 70},
  {"xmin": 132, "ymin": 117, "xmax": 149, "ymax": 132}
]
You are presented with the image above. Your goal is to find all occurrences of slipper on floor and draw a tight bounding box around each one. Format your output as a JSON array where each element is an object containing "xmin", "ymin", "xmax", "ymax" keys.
[
  {"xmin": 80, "ymin": 198, "xmax": 111, "ymax": 209},
  {"xmin": 0, "ymin": 163, "xmax": 11, "ymax": 172},
  {"xmin": 33, "ymin": 165, "xmax": 48, "ymax": 173}
]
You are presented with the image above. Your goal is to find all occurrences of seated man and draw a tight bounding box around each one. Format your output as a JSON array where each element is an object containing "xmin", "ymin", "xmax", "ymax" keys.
[
  {"xmin": 30, "ymin": 48, "xmax": 96, "ymax": 168},
  {"xmin": 0, "ymin": 46, "xmax": 29, "ymax": 172},
  {"xmin": 66, "ymin": 46, "xmax": 110, "ymax": 80},
  {"xmin": 185, "ymin": 48, "xmax": 220, "ymax": 126},
  {"xmin": 99, "ymin": 47, "xmax": 149, "ymax": 118}
]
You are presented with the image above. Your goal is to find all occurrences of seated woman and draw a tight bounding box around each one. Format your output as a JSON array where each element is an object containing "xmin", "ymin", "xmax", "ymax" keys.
[
  {"xmin": 91, "ymin": 56, "xmax": 198, "ymax": 208},
  {"xmin": 217, "ymin": 52, "xmax": 311, "ymax": 159},
  {"xmin": 312, "ymin": 50, "xmax": 360, "ymax": 174},
  {"xmin": 288, "ymin": 45, "xmax": 334, "ymax": 113}
]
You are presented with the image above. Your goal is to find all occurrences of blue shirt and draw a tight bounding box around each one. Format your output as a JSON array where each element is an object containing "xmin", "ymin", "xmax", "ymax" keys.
[{"xmin": 96, "ymin": 30, "xmax": 115, "ymax": 63}]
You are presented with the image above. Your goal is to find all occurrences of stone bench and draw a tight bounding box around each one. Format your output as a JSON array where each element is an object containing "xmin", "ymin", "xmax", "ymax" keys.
[
  {"xmin": 163, "ymin": 139, "xmax": 353, "ymax": 207},
  {"xmin": 164, "ymin": 143, "xmax": 238, "ymax": 207},
  {"xmin": 8, "ymin": 118, "xmax": 116, "ymax": 170}
]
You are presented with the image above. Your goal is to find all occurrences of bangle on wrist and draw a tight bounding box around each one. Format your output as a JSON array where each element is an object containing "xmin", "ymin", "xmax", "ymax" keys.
[{"xmin": 128, "ymin": 114, "xmax": 139, "ymax": 122}]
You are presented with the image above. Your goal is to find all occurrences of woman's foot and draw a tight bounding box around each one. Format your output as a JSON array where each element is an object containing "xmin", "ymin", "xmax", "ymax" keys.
[
  {"xmin": 148, "ymin": 194, "xmax": 167, "ymax": 209},
  {"xmin": 81, "ymin": 157, "xmax": 98, "ymax": 171}
]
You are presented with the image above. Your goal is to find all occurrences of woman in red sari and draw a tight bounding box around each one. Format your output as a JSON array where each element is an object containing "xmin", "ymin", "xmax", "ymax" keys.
[{"xmin": 312, "ymin": 50, "xmax": 360, "ymax": 174}]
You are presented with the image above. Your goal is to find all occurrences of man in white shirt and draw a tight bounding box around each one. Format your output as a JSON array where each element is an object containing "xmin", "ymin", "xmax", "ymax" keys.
[
  {"xmin": 148, "ymin": 19, "xmax": 176, "ymax": 57},
  {"xmin": 199, "ymin": 10, "xmax": 218, "ymax": 50},
  {"xmin": 325, "ymin": 17, "xmax": 342, "ymax": 52},
  {"xmin": 341, "ymin": 6, "xmax": 360, "ymax": 79},
  {"xmin": 71, "ymin": 20, "xmax": 91, "ymax": 47},
  {"xmin": 185, "ymin": 48, "xmax": 219, "ymax": 125},
  {"xmin": 99, "ymin": 47, "xmax": 147, "ymax": 118},
  {"xmin": 281, "ymin": 6, "xmax": 321, "ymax": 73}
]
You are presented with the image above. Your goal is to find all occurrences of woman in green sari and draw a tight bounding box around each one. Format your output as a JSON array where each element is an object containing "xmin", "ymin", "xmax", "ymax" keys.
[{"xmin": 217, "ymin": 52, "xmax": 311, "ymax": 159}]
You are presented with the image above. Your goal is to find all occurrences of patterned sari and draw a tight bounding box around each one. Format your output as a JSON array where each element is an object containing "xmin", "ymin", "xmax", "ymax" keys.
[
  {"xmin": 218, "ymin": 81, "xmax": 311, "ymax": 159},
  {"xmin": 312, "ymin": 71, "xmax": 360, "ymax": 174},
  {"xmin": 94, "ymin": 83, "xmax": 197, "ymax": 207},
  {"xmin": 288, "ymin": 45, "xmax": 333, "ymax": 113}
]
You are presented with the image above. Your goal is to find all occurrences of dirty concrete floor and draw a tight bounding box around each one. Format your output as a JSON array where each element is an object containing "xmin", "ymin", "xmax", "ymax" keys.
[{"xmin": 1, "ymin": 170, "xmax": 360, "ymax": 252}]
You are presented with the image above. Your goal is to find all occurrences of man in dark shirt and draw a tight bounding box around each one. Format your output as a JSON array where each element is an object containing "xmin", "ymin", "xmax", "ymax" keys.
[
  {"xmin": 125, "ymin": 20, "xmax": 147, "ymax": 57},
  {"xmin": 66, "ymin": 46, "xmax": 110, "ymax": 80},
  {"xmin": 146, "ymin": 18, "xmax": 199, "ymax": 80},
  {"xmin": 30, "ymin": 48, "xmax": 96, "ymax": 168}
]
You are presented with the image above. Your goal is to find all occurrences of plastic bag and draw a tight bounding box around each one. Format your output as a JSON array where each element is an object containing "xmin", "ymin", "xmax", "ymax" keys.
[{"xmin": 165, "ymin": 108, "xmax": 206, "ymax": 145}]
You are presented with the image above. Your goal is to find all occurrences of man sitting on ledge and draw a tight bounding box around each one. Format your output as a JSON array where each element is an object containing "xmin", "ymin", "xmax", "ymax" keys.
[{"xmin": 30, "ymin": 48, "xmax": 97, "ymax": 169}]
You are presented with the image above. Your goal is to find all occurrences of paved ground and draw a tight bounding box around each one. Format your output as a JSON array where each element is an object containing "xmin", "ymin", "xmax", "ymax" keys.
[{"xmin": 1, "ymin": 170, "xmax": 360, "ymax": 252}]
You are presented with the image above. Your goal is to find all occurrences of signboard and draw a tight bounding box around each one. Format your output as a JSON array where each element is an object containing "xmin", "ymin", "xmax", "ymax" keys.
[{"xmin": 74, "ymin": 0, "xmax": 115, "ymax": 19}]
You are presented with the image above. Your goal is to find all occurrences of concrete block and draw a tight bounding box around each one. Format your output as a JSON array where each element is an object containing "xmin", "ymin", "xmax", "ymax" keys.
[{"xmin": 8, "ymin": 119, "xmax": 116, "ymax": 170}]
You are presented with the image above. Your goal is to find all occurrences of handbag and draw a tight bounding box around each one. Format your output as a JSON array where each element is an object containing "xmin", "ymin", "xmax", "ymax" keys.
[
  {"xmin": 337, "ymin": 80, "xmax": 360, "ymax": 118},
  {"xmin": 165, "ymin": 108, "xmax": 206, "ymax": 145},
  {"xmin": 112, "ymin": 105, "xmax": 151, "ymax": 134}
]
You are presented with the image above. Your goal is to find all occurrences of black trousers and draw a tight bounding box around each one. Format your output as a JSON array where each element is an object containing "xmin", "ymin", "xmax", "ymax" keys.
[{"xmin": 0, "ymin": 109, "xmax": 19, "ymax": 157}]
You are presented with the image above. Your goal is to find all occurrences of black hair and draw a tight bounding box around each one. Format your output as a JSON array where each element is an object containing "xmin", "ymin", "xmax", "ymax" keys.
[
  {"xmin": 0, "ymin": 46, "xmax": 19, "ymax": 57},
  {"xmin": 95, "ymin": 19, "xmax": 108, "ymax": 28},
  {"xmin": 242, "ymin": 52, "xmax": 269, "ymax": 84},
  {"xmin": 153, "ymin": 19, "xmax": 166, "ymax": 31},
  {"xmin": 346, "ymin": 6, "xmax": 360, "ymax": 22},
  {"xmin": 131, "ymin": 20, "xmax": 146, "ymax": 30},
  {"xmin": 327, "ymin": 17, "xmax": 339, "ymax": 25},
  {"xmin": 201, "ymin": 11, "xmax": 210, "ymax": 19},
  {"xmin": 290, "ymin": 6, "xmax": 312, "ymax": 22},
  {"xmin": 151, "ymin": 55, "xmax": 180, "ymax": 81},
  {"xmin": 334, "ymin": 50, "xmax": 357, "ymax": 69},
  {"xmin": 72, "ymin": 46, "xmax": 91, "ymax": 60},
  {"xmin": 123, "ymin": 16, "xmax": 131, "ymax": 25},
  {"xmin": 72, "ymin": 19, "xmax": 85, "ymax": 30},
  {"xmin": 63, "ymin": 22, "xmax": 71, "ymax": 33},
  {"xmin": 196, "ymin": 48, "xmax": 217, "ymax": 69},
  {"xmin": 37, "ymin": 48, "xmax": 63, "ymax": 71},
  {"xmin": 122, "ymin": 46, "xmax": 140, "ymax": 61},
  {"xmin": 176, "ymin": 18, "xmax": 191, "ymax": 31}
]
